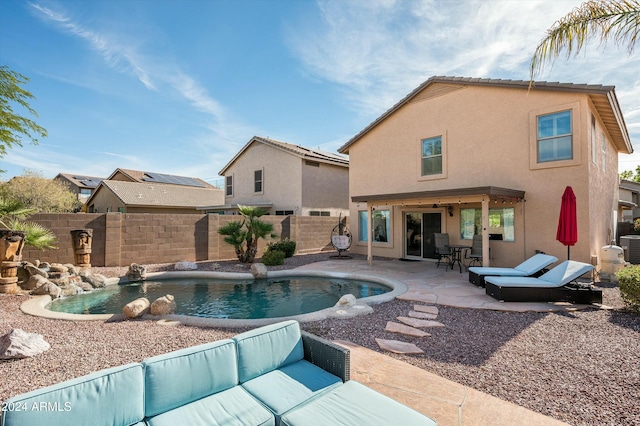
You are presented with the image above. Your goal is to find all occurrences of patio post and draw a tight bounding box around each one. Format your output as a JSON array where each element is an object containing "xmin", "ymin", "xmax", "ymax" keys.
[
  {"xmin": 367, "ymin": 203, "xmax": 373, "ymax": 265},
  {"xmin": 482, "ymin": 198, "xmax": 490, "ymax": 267}
]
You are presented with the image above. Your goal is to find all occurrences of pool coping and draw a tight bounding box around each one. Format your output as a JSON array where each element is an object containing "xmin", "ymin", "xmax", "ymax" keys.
[{"xmin": 20, "ymin": 269, "xmax": 408, "ymax": 327}]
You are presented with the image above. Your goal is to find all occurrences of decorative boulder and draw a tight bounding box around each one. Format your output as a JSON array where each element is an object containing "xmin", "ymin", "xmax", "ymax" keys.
[
  {"xmin": 175, "ymin": 261, "xmax": 197, "ymax": 271},
  {"xmin": 31, "ymin": 281, "xmax": 62, "ymax": 299},
  {"xmin": 25, "ymin": 264, "xmax": 48, "ymax": 278},
  {"xmin": 126, "ymin": 263, "xmax": 147, "ymax": 281},
  {"xmin": 0, "ymin": 329, "xmax": 50, "ymax": 359},
  {"xmin": 80, "ymin": 271, "xmax": 108, "ymax": 288},
  {"xmin": 123, "ymin": 297, "xmax": 150, "ymax": 319},
  {"xmin": 49, "ymin": 264, "xmax": 69, "ymax": 273},
  {"xmin": 250, "ymin": 263, "xmax": 268, "ymax": 279},
  {"xmin": 23, "ymin": 274, "xmax": 49, "ymax": 291},
  {"xmin": 336, "ymin": 294, "xmax": 357, "ymax": 307},
  {"xmin": 150, "ymin": 295, "xmax": 176, "ymax": 315}
]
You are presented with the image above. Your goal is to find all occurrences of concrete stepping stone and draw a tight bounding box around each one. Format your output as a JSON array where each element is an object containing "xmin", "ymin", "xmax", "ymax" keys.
[
  {"xmin": 414, "ymin": 305, "xmax": 439, "ymax": 315},
  {"xmin": 375, "ymin": 338, "xmax": 424, "ymax": 355},
  {"xmin": 408, "ymin": 311, "xmax": 438, "ymax": 320},
  {"xmin": 396, "ymin": 292, "xmax": 437, "ymax": 303},
  {"xmin": 397, "ymin": 316, "xmax": 445, "ymax": 328},
  {"xmin": 385, "ymin": 321, "xmax": 429, "ymax": 337}
]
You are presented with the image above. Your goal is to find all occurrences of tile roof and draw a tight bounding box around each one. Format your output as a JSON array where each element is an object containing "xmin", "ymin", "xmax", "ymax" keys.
[
  {"xmin": 338, "ymin": 76, "xmax": 632, "ymax": 154},
  {"xmin": 219, "ymin": 136, "xmax": 348, "ymax": 175},
  {"xmin": 95, "ymin": 180, "xmax": 223, "ymax": 208},
  {"xmin": 55, "ymin": 173, "xmax": 105, "ymax": 189}
]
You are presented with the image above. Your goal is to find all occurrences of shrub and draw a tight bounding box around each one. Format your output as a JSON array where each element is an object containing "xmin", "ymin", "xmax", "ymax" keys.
[
  {"xmin": 615, "ymin": 265, "xmax": 640, "ymax": 312},
  {"xmin": 267, "ymin": 239, "xmax": 296, "ymax": 258},
  {"xmin": 261, "ymin": 249, "xmax": 285, "ymax": 266}
]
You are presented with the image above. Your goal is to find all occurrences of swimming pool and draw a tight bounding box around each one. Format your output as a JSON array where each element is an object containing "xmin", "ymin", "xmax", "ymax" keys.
[{"xmin": 46, "ymin": 275, "xmax": 392, "ymax": 319}]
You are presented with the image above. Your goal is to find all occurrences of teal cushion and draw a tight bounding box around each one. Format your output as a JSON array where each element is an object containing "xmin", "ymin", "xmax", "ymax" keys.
[
  {"xmin": 1, "ymin": 363, "xmax": 144, "ymax": 426},
  {"xmin": 280, "ymin": 381, "xmax": 437, "ymax": 426},
  {"xmin": 233, "ymin": 320, "xmax": 304, "ymax": 383},
  {"xmin": 242, "ymin": 359, "xmax": 342, "ymax": 417},
  {"xmin": 513, "ymin": 254, "xmax": 558, "ymax": 274},
  {"xmin": 145, "ymin": 385, "xmax": 274, "ymax": 426},
  {"xmin": 538, "ymin": 260, "xmax": 593, "ymax": 286},
  {"xmin": 143, "ymin": 339, "xmax": 238, "ymax": 417}
]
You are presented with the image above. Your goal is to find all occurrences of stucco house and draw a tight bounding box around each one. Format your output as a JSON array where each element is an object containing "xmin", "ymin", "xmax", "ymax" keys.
[
  {"xmin": 54, "ymin": 173, "xmax": 104, "ymax": 203},
  {"xmin": 85, "ymin": 171, "xmax": 224, "ymax": 213},
  {"xmin": 338, "ymin": 76, "xmax": 633, "ymax": 268},
  {"xmin": 203, "ymin": 136, "xmax": 349, "ymax": 217}
]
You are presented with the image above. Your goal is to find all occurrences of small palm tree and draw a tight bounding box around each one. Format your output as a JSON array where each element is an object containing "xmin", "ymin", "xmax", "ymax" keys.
[
  {"xmin": 0, "ymin": 197, "xmax": 57, "ymax": 250},
  {"xmin": 530, "ymin": 0, "xmax": 640, "ymax": 79},
  {"xmin": 218, "ymin": 205, "xmax": 277, "ymax": 263}
]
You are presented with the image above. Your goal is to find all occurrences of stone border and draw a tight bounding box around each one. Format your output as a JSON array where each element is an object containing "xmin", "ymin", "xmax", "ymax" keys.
[{"xmin": 20, "ymin": 269, "xmax": 407, "ymax": 327}]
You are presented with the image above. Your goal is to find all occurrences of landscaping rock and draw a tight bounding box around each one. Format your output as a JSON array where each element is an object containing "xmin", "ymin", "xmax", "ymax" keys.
[
  {"xmin": 31, "ymin": 281, "xmax": 62, "ymax": 299},
  {"xmin": 25, "ymin": 264, "xmax": 48, "ymax": 278},
  {"xmin": 397, "ymin": 316, "xmax": 445, "ymax": 328},
  {"xmin": 175, "ymin": 261, "xmax": 198, "ymax": 271},
  {"xmin": 375, "ymin": 338, "xmax": 424, "ymax": 355},
  {"xmin": 385, "ymin": 321, "xmax": 430, "ymax": 337},
  {"xmin": 23, "ymin": 274, "xmax": 49, "ymax": 291},
  {"xmin": 126, "ymin": 264, "xmax": 147, "ymax": 281},
  {"xmin": 0, "ymin": 329, "xmax": 50, "ymax": 359},
  {"xmin": 150, "ymin": 295, "xmax": 176, "ymax": 315},
  {"xmin": 123, "ymin": 297, "xmax": 150, "ymax": 319},
  {"xmin": 80, "ymin": 272, "xmax": 108, "ymax": 288},
  {"xmin": 336, "ymin": 294, "xmax": 357, "ymax": 307},
  {"xmin": 250, "ymin": 263, "xmax": 268, "ymax": 279},
  {"xmin": 49, "ymin": 264, "xmax": 69, "ymax": 273}
]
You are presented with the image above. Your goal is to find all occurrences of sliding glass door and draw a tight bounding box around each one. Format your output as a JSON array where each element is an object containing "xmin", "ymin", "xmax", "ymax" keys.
[{"xmin": 404, "ymin": 212, "xmax": 442, "ymax": 259}]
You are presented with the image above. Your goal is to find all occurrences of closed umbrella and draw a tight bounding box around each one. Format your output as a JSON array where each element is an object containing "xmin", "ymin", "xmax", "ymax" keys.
[{"xmin": 556, "ymin": 186, "xmax": 577, "ymax": 259}]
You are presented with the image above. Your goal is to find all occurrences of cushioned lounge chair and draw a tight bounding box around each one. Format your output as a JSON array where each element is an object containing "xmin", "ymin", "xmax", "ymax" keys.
[
  {"xmin": 484, "ymin": 260, "xmax": 601, "ymax": 304},
  {"xmin": 468, "ymin": 253, "xmax": 558, "ymax": 287}
]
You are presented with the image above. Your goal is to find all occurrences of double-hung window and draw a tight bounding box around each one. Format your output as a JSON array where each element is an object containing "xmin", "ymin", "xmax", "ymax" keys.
[
  {"xmin": 225, "ymin": 175, "xmax": 233, "ymax": 197},
  {"xmin": 421, "ymin": 136, "xmax": 443, "ymax": 176},
  {"xmin": 537, "ymin": 110, "xmax": 572, "ymax": 163},
  {"xmin": 358, "ymin": 209, "xmax": 391, "ymax": 243},
  {"xmin": 254, "ymin": 170, "xmax": 263, "ymax": 193}
]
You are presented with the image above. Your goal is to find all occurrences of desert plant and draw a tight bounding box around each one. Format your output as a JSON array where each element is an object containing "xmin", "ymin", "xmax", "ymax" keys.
[
  {"xmin": 261, "ymin": 249, "xmax": 285, "ymax": 266},
  {"xmin": 267, "ymin": 239, "xmax": 296, "ymax": 258},
  {"xmin": 0, "ymin": 197, "xmax": 57, "ymax": 250},
  {"xmin": 218, "ymin": 205, "xmax": 277, "ymax": 263},
  {"xmin": 615, "ymin": 265, "xmax": 640, "ymax": 312}
]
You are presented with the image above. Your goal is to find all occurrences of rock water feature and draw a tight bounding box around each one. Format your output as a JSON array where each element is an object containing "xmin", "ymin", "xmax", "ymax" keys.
[{"xmin": 19, "ymin": 261, "xmax": 109, "ymax": 298}]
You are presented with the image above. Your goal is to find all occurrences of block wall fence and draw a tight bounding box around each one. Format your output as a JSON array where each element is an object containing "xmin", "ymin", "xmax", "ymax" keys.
[{"xmin": 22, "ymin": 213, "xmax": 344, "ymax": 267}]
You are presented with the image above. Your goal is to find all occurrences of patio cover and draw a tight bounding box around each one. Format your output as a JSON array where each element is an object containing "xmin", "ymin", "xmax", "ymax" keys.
[{"xmin": 352, "ymin": 186, "xmax": 526, "ymax": 266}]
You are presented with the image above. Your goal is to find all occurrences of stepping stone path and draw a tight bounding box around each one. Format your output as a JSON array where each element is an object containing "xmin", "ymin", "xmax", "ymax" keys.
[{"xmin": 376, "ymin": 304, "xmax": 444, "ymax": 355}]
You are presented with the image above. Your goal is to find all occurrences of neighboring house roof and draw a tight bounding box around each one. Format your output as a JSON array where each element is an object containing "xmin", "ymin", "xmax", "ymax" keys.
[
  {"xmin": 219, "ymin": 136, "xmax": 349, "ymax": 175},
  {"xmin": 106, "ymin": 168, "xmax": 215, "ymax": 189},
  {"xmin": 55, "ymin": 173, "xmax": 104, "ymax": 189},
  {"xmin": 86, "ymin": 180, "xmax": 223, "ymax": 208},
  {"xmin": 338, "ymin": 76, "xmax": 633, "ymax": 155},
  {"xmin": 620, "ymin": 179, "xmax": 640, "ymax": 192}
]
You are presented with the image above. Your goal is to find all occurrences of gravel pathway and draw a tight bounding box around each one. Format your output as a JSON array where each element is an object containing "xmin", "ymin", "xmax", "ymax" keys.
[{"xmin": 1, "ymin": 253, "xmax": 639, "ymax": 425}]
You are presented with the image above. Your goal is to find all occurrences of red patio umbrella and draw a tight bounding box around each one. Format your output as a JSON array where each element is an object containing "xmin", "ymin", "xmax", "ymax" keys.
[{"xmin": 556, "ymin": 186, "xmax": 578, "ymax": 259}]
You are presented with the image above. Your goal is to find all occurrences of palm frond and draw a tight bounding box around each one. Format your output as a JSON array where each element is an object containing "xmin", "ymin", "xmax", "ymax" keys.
[
  {"xmin": 6, "ymin": 219, "xmax": 58, "ymax": 250},
  {"xmin": 530, "ymin": 0, "xmax": 640, "ymax": 79}
]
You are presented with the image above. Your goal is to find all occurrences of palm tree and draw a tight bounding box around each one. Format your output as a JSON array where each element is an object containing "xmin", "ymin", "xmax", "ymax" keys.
[
  {"xmin": 530, "ymin": 0, "xmax": 640, "ymax": 79},
  {"xmin": 218, "ymin": 205, "xmax": 277, "ymax": 263},
  {"xmin": 0, "ymin": 197, "xmax": 57, "ymax": 250}
]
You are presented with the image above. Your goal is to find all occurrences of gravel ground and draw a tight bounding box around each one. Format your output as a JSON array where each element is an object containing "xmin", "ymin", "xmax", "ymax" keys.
[{"xmin": 1, "ymin": 253, "xmax": 639, "ymax": 426}]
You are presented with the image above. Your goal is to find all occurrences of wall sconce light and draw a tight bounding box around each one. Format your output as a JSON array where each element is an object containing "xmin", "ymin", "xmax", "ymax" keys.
[{"xmin": 447, "ymin": 206, "xmax": 453, "ymax": 217}]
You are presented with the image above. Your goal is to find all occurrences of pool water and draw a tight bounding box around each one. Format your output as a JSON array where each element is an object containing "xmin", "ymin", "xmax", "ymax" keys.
[{"xmin": 46, "ymin": 276, "xmax": 391, "ymax": 319}]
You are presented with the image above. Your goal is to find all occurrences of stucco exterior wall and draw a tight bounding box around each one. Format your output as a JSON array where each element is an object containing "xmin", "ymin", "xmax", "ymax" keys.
[
  {"xmin": 87, "ymin": 188, "xmax": 125, "ymax": 213},
  {"xmin": 225, "ymin": 142, "xmax": 302, "ymax": 213},
  {"xmin": 300, "ymin": 161, "xmax": 349, "ymax": 217},
  {"xmin": 346, "ymin": 83, "xmax": 622, "ymax": 267}
]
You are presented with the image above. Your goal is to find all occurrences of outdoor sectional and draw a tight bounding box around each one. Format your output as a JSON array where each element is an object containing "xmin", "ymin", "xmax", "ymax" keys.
[{"xmin": 1, "ymin": 320, "xmax": 436, "ymax": 426}]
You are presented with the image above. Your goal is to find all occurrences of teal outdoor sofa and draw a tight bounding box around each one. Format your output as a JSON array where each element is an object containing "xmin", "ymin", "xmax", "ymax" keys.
[{"xmin": 1, "ymin": 320, "xmax": 436, "ymax": 426}]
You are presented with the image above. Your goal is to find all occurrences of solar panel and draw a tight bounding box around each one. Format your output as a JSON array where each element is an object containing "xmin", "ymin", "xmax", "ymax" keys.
[
  {"xmin": 142, "ymin": 172, "xmax": 206, "ymax": 187},
  {"xmin": 73, "ymin": 176, "xmax": 102, "ymax": 188}
]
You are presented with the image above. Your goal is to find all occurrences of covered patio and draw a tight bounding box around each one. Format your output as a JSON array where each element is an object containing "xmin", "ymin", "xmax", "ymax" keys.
[{"xmin": 352, "ymin": 186, "xmax": 526, "ymax": 267}]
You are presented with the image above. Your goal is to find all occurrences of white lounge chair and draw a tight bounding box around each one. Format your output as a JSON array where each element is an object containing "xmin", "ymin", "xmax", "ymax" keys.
[
  {"xmin": 468, "ymin": 253, "xmax": 558, "ymax": 287},
  {"xmin": 484, "ymin": 260, "xmax": 601, "ymax": 304}
]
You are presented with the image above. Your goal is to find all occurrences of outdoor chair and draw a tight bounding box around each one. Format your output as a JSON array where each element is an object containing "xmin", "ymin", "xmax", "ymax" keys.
[
  {"xmin": 434, "ymin": 233, "xmax": 453, "ymax": 270},
  {"xmin": 464, "ymin": 234, "xmax": 483, "ymax": 269},
  {"xmin": 468, "ymin": 253, "xmax": 558, "ymax": 286},
  {"xmin": 484, "ymin": 260, "xmax": 602, "ymax": 304}
]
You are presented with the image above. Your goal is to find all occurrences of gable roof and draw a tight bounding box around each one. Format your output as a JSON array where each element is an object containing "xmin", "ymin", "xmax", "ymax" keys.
[
  {"xmin": 55, "ymin": 173, "xmax": 104, "ymax": 189},
  {"xmin": 219, "ymin": 136, "xmax": 349, "ymax": 175},
  {"xmin": 86, "ymin": 180, "xmax": 223, "ymax": 209},
  {"xmin": 106, "ymin": 168, "xmax": 214, "ymax": 188},
  {"xmin": 338, "ymin": 76, "xmax": 633, "ymax": 155}
]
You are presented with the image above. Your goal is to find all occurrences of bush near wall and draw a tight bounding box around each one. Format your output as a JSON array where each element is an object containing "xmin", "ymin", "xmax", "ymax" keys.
[{"xmin": 615, "ymin": 265, "xmax": 640, "ymax": 312}]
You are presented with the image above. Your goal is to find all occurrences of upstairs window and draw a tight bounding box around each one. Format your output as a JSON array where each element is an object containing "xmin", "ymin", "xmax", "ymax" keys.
[
  {"xmin": 537, "ymin": 110, "xmax": 572, "ymax": 163},
  {"xmin": 254, "ymin": 170, "xmax": 263, "ymax": 193},
  {"xmin": 225, "ymin": 175, "xmax": 233, "ymax": 196},
  {"xmin": 421, "ymin": 136, "xmax": 443, "ymax": 176}
]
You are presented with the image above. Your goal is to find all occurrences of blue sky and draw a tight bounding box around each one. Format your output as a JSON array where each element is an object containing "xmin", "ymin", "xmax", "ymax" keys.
[{"xmin": 1, "ymin": 0, "xmax": 639, "ymax": 184}]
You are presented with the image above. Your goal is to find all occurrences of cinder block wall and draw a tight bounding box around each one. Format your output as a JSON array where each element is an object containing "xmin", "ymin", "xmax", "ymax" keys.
[{"xmin": 20, "ymin": 213, "xmax": 347, "ymax": 267}]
